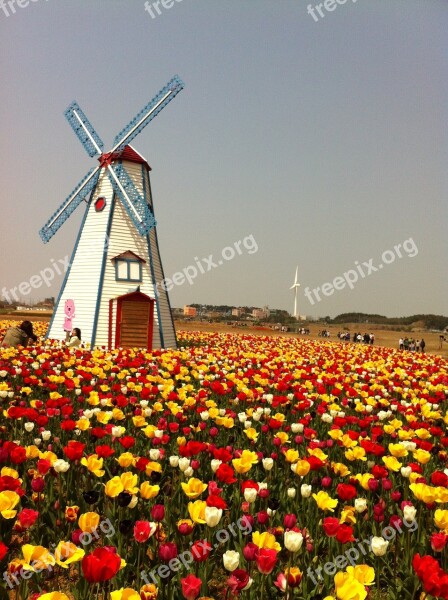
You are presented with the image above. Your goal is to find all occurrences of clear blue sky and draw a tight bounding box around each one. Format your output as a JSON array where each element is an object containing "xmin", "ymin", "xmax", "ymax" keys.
[{"xmin": 1, "ymin": 0, "xmax": 447, "ymax": 318}]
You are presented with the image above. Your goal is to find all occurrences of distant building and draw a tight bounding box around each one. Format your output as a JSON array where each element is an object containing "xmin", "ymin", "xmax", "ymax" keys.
[
  {"xmin": 232, "ymin": 308, "xmax": 245, "ymax": 317},
  {"xmin": 206, "ymin": 311, "xmax": 221, "ymax": 319},
  {"xmin": 183, "ymin": 306, "xmax": 197, "ymax": 317},
  {"xmin": 252, "ymin": 308, "xmax": 269, "ymax": 320}
]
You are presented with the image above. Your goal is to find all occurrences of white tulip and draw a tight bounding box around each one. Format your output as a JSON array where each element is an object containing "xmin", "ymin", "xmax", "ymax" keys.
[
  {"xmin": 244, "ymin": 488, "xmax": 258, "ymax": 504},
  {"xmin": 262, "ymin": 458, "xmax": 274, "ymax": 471},
  {"xmin": 205, "ymin": 506, "xmax": 222, "ymax": 527},
  {"xmin": 354, "ymin": 498, "xmax": 367, "ymax": 513},
  {"xmin": 371, "ymin": 536, "xmax": 389, "ymax": 556},
  {"xmin": 287, "ymin": 488, "xmax": 296, "ymax": 498},
  {"xmin": 301, "ymin": 484, "xmax": 312, "ymax": 498},
  {"xmin": 223, "ymin": 550, "xmax": 240, "ymax": 571},
  {"xmin": 169, "ymin": 456, "xmax": 179, "ymax": 468},
  {"xmin": 211, "ymin": 459, "xmax": 222, "ymax": 473},
  {"xmin": 403, "ymin": 505, "xmax": 417, "ymax": 522},
  {"xmin": 401, "ymin": 466, "xmax": 412, "ymax": 478},
  {"xmin": 24, "ymin": 422, "xmax": 34, "ymax": 432},
  {"xmin": 178, "ymin": 457, "xmax": 190, "ymax": 471},
  {"xmin": 41, "ymin": 431, "xmax": 51, "ymax": 441},
  {"xmin": 53, "ymin": 459, "xmax": 70, "ymax": 473},
  {"xmin": 284, "ymin": 530, "xmax": 303, "ymax": 552}
]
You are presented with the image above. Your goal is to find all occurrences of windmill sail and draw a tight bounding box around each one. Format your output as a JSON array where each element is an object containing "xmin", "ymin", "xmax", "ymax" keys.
[{"xmin": 39, "ymin": 167, "xmax": 100, "ymax": 243}]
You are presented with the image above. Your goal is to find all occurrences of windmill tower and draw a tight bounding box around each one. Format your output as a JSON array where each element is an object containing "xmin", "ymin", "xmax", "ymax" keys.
[
  {"xmin": 39, "ymin": 76, "xmax": 184, "ymax": 349},
  {"xmin": 290, "ymin": 266, "xmax": 300, "ymax": 320}
]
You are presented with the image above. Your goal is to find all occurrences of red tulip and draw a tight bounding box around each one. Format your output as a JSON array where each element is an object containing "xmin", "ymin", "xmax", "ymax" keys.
[
  {"xmin": 431, "ymin": 532, "xmax": 448, "ymax": 552},
  {"xmin": 17, "ymin": 509, "xmax": 39, "ymax": 529},
  {"xmin": 82, "ymin": 547, "xmax": 121, "ymax": 583},
  {"xmin": 181, "ymin": 573, "xmax": 202, "ymax": 600},
  {"xmin": 191, "ymin": 540, "xmax": 211, "ymax": 562},
  {"xmin": 151, "ymin": 504, "xmax": 165, "ymax": 522},
  {"xmin": 284, "ymin": 514, "xmax": 297, "ymax": 529},
  {"xmin": 31, "ymin": 477, "xmax": 45, "ymax": 492},
  {"xmin": 0, "ymin": 541, "xmax": 8, "ymax": 561},
  {"xmin": 323, "ymin": 517, "xmax": 340, "ymax": 537},
  {"xmin": 256, "ymin": 548, "xmax": 277, "ymax": 574},
  {"xmin": 134, "ymin": 521, "xmax": 154, "ymax": 543},
  {"xmin": 63, "ymin": 441, "xmax": 85, "ymax": 461},
  {"xmin": 335, "ymin": 524, "xmax": 355, "ymax": 544},
  {"xmin": 227, "ymin": 569, "xmax": 251, "ymax": 593},
  {"xmin": 336, "ymin": 483, "xmax": 357, "ymax": 501},
  {"xmin": 242, "ymin": 542, "xmax": 259, "ymax": 562},
  {"xmin": 159, "ymin": 542, "xmax": 178, "ymax": 562}
]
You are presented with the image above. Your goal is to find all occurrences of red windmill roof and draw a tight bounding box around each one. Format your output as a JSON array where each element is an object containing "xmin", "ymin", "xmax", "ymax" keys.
[{"xmin": 114, "ymin": 145, "xmax": 152, "ymax": 171}]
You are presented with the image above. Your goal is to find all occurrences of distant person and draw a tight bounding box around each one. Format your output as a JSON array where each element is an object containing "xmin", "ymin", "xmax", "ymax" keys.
[
  {"xmin": 399, "ymin": 337, "xmax": 404, "ymax": 350},
  {"xmin": 420, "ymin": 338, "xmax": 426, "ymax": 353},
  {"xmin": 1, "ymin": 321, "xmax": 38, "ymax": 348},
  {"xmin": 66, "ymin": 328, "xmax": 81, "ymax": 348}
]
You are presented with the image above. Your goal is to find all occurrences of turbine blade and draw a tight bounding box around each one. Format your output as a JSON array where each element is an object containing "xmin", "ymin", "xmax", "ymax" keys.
[{"xmin": 65, "ymin": 101, "xmax": 104, "ymax": 158}]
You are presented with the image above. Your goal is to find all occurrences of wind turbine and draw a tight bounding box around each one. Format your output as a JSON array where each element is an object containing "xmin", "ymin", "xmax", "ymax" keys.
[{"xmin": 290, "ymin": 266, "xmax": 300, "ymax": 319}]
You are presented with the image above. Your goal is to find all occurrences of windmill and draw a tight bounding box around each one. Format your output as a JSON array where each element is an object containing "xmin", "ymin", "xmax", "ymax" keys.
[
  {"xmin": 39, "ymin": 76, "xmax": 184, "ymax": 349},
  {"xmin": 290, "ymin": 266, "xmax": 300, "ymax": 320}
]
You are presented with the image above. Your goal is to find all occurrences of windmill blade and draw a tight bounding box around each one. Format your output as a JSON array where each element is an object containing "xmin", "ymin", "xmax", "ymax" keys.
[
  {"xmin": 39, "ymin": 167, "xmax": 100, "ymax": 243},
  {"xmin": 65, "ymin": 101, "xmax": 104, "ymax": 158},
  {"xmin": 106, "ymin": 163, "xmax": 156, "ymax": 236},
  {"xmin": 111, "ymin": 75, "xmax": 184, "ymax": 153}
]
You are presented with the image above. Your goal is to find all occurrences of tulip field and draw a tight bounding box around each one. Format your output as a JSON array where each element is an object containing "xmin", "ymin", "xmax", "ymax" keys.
[{"xmin": 0, "ymin": 320, "xmax": 448, "ymax": 600}]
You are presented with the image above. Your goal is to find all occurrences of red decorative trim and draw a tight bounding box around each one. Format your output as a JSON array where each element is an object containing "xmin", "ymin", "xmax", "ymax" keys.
[{"xmin": 108, "ymin": 299, "xmax": 113, "ymax": 350}]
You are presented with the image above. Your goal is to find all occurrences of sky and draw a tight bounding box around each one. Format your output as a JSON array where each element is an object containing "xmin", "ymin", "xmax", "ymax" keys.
[{"xmin": 0, "ymin": 0, "xmax": 447, "ymax": 319}]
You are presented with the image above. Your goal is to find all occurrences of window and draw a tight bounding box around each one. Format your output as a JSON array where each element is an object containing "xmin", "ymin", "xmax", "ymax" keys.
[{"xmin": 115, "ymin": 259, "xmax": 142, "ymax": 282}]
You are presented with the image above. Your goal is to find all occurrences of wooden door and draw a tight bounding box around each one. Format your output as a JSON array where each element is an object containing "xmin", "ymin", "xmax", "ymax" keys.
[{"xmin": 118, "ymin": 298, "xmax": 153, "ymax": 349}]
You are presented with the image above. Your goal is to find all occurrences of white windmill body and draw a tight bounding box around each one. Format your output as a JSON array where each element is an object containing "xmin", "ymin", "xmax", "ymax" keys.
[
  {"xmin": 290, "ymin": 266, "xmax": 301, "ymax": 320},
  {"xmin": 41, "ymin": 77, "xmax": 183, "ymax": 349}
]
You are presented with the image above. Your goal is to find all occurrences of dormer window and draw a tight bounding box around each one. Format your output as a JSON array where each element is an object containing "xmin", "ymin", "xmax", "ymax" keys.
[{"xmin": 112, "ymin": 251, "xmax": 145, "ymax": 283}]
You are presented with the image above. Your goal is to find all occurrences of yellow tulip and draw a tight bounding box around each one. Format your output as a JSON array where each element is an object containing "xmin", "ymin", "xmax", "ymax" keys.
[
  {"xmin": 413, "ymin": 449, "xmax": 431, "ymax": 465},
  {"xmin": 0, "ymin": 491, "xmax": 20, "ymax": 519},
  {"xmin": 244, "ymin": 427, "xmax": 259, "ymax": 442},
  {"xmin": 110, "ymin": 589, "xmax": 141, "ymax": 600},
  {"xmin": 252, "ymin": 531, "xmax": 282, "ymax": 552},
  {"xmin": 334, "ymin": 571, "xmax": 368, "ymax": 600},
  {"xmin": 284, "ymin": 449, "xmax": 299, "ymax": 463},
  {"xmin": 140, "ymin": 482, "xmax": 160, "ymax": 500},
  {"xmin": 21, "ymin": 545, "xmax": 56, "ymax": 571},
  {"xmin": 388, "ymin": 443, "xmax": 408, "ymax": 458},
  {"xmin": 181, "ymin": 477, "xmax": 208, "ymax": 499},
  {"xmin": 80, "ymin": 454, "xmax": 105, "ymax": 477},
  {"xmin": 105, "ymin": 476, "xmax": 124, "ymax": 498},
  {"xmin": 294, "ymin": 460, "xmax": 311, "ymax": 477},
  {"xmin": 187, "ymin": 500, "xmax": 206, "ymax": 524},
  {"xmin": 54, "ymin": 541, "xmax": 85, "ymax": 568},
  {"xmin": 38, "ymin": 594, "xmax": 71, "ymax": 600},
  {"xmin": 434, "ymin": 509, "xmax": 448, "ymax": 531},
  {"xmin": 312, "ymin": 491, "xmax": 338, "ymax": 512},
  {"xmin": 78, "ymin": 512, "xmax": 100, "ymax": 533},
  {"xmin": 348, "ymin": 564, "xmax": 375, "ymax": 585},
  {"xmin": 121, "ymin": 472, "xmax": 139, "ymax": 494},
  {"xmin": 382, "ymin": 456, "xmax": 402, "ymax": 472},
  {"xmin": 345, "ymin": 447, "xmax": 366, "ymax": 462},
  {"xmin": 117, "ymin": 452, "xmax": 134, "ymax": 468}
]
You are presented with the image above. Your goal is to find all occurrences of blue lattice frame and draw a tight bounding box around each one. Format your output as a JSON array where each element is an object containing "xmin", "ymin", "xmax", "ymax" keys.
[
  {"xmin": 107, "ymin": 161, "xmax": 156, "ymax": 236},
  {"xmin": 113, "ymin": 75, "xmax": 184, "ymax": 152}
]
